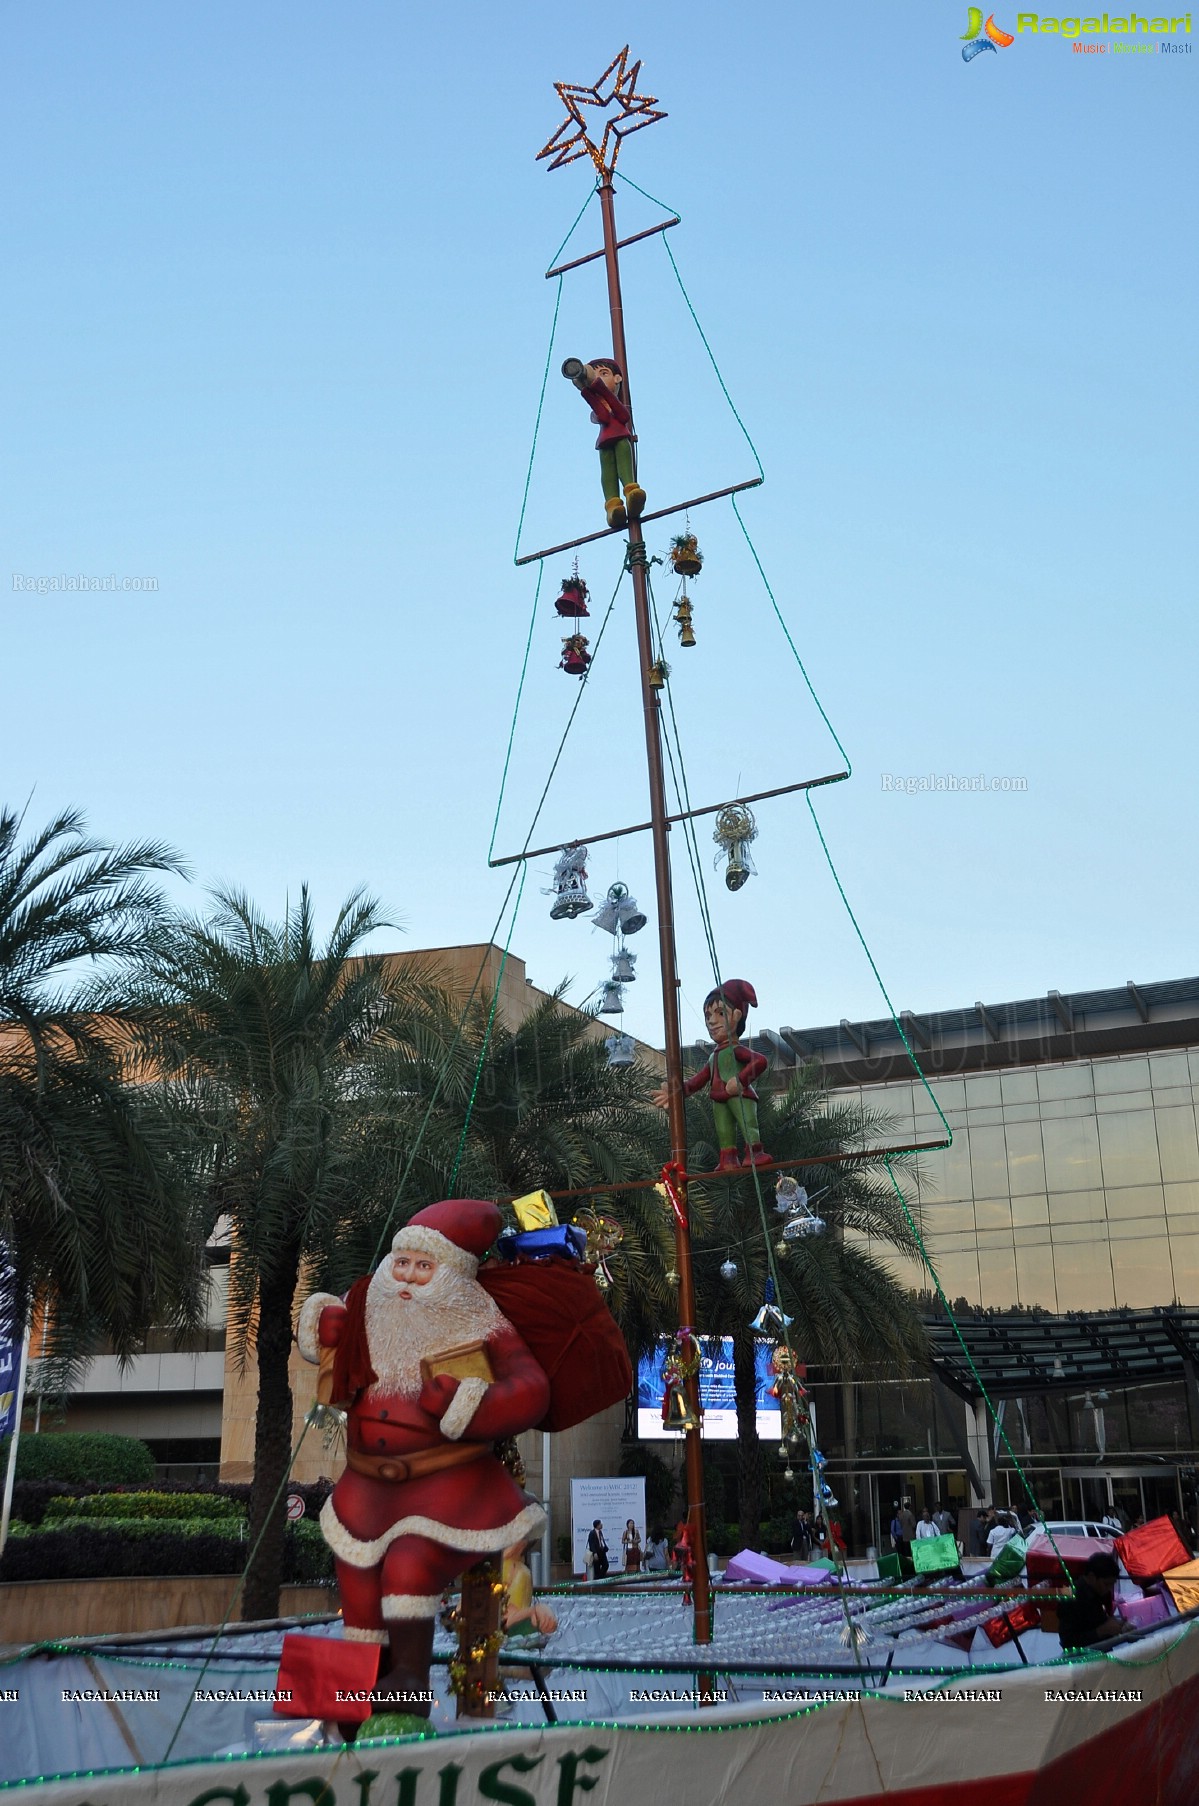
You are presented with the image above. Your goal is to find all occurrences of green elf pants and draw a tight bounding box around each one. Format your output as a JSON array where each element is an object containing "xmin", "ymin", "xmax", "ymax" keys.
[
  {"xmin": 713, "ymin": 1093, "xmax": 761, "ymax": 1150},
  {"xmin": 599, "ymin": 438, "xmax": 635, "ymax": 502}
]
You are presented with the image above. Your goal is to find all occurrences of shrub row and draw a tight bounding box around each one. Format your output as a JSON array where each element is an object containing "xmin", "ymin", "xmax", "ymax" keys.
[
  {"xmin": 45, "ymin": 1491, "xmax": 244, "ymax": 1524},
  {"xmin": 0, "ymin": 1518, "xmax": 334, "ymax": 1585},
  {"xmin": 0, "ymin": 1432, "xmax": 156, "ymax": 1486},
  {"xmin": 9, "ymin": 1476, "xmax": 332, "ymax": 1527}
]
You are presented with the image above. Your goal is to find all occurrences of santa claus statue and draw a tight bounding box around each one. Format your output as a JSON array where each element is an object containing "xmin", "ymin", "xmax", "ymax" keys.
[{"xmin": 297, "ymin": 1198, "xmax": 548, "ymax": 1716}]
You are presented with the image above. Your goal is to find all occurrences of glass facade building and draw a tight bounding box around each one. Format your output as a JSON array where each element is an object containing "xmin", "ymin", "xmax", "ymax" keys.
[{"xmin": 729, "ymin": 978, "xmax": 1199, "ymax": 1552}]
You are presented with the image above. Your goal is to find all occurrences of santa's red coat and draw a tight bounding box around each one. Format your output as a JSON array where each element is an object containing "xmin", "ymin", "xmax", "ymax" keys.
[{"xmin": 315, "ymin": 1293, "xmax": 548, "ymax": 1569}]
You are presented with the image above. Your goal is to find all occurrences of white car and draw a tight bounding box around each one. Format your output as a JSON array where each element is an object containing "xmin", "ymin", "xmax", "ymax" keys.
[{"xmin": 1032, "ymin": 1519, "xmax": 1122, "ymax": 1542}]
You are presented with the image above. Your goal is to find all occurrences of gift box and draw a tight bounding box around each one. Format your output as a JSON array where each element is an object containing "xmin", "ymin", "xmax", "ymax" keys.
[
  {"xmin": 876, "ymin": 1552, "xmax": 903, "ymax": 1582},
  {"xmin": 981, "ymin": 1599, "xmax": 1040, "ymax": 1647},
  {"xmin": 1026, "ymin": 1532, "xmax": 1111, "ymax": 1587},
  {"xmin": 725, "ymin": 1550, "xmax": 832, "ymax": 1587},
  {"xmin": 985, "ymin": 1535, "xmax": 1028, "ymax": 1583},
  {"xmin": 1118, "ymin": 1591, "xmax": 1170, "ymax": 1631},
  {"xmin": 1162, "ymin": 1557, "xmax": 1199, "ymax": 1614},
  {"xmin": 495, "ymin": 1224, "xmax": 587, "ymax": 1263},
  {"xmin": 274, "ymin": 1632, "xmax": 381, "ymax": 1722},
  {"xmin": 912, "ymin": 1532, "xmax": 959, "ymax": 1575},
  {"xmin": 1115, "ymin": 1516, "xmax": 1191, "ymax": 1584}
]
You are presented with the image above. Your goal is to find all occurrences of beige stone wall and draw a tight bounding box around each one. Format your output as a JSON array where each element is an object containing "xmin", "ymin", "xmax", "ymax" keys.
[{"xmin": 219, "ymin": 1332, "xmax": 343, "ymax": 1487}]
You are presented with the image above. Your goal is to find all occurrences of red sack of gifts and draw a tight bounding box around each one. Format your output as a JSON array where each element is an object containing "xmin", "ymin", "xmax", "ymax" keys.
[
  {"xmin": 479, "ymin": 1259, "xmax": 632, "ymax": 1432},
  {"xmin": 274, "ymin": 1632, "xmax": 381, "ymax": 1722},
  {"xmin": 982, "ymin": 1600, "xmax": 1041, "ymax": 1647},
  {"xmin": 1116, "ymin": 1517, "xmax": 1191, "ymax": 1584}
]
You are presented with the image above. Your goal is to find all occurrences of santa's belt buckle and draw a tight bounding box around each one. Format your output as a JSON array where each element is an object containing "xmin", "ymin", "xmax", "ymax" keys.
[{"xmin": 375, "ymin": 1457, "xmax": 409, "ymax": 1482}]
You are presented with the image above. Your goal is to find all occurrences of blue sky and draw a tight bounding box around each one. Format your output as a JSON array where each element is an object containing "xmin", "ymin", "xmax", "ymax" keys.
[{"xmin": 3, "ymin": 3, "xmax": 1195, "ymax": 1048}]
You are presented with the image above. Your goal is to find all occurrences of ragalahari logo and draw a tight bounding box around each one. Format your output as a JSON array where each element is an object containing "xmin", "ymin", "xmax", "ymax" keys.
[{"xmin": 962, "ymin": 8, "xmax": 1017, "ymax": 55}]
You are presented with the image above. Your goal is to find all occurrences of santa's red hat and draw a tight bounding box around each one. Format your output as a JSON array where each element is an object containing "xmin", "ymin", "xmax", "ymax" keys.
[{"xmin": 391, "ymin": 1198, "xmax": 501, "ymax": 1279}]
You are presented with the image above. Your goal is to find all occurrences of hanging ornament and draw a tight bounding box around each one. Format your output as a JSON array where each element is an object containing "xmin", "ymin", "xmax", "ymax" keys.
[
  {"xmin": 660, "ymin": 1330, "xmax": 703, "ymax": 1434},
  {"xmin": 573, "ymin": 1207, "xmax": 624, "ymax": 1290},
  {"xmin": 555, "ymin": 562, "xmax": 590, "ymax": 618},
  {"xmin": 648, "ymin": 657, "xmax": 669, "ymax": 691},
  {"xmin": 719, "ymin": 1257, "xmax": 737, "ymax": 1281},
  {"xmin": 750, "ymin": 1276, "xmax": 793, "ymax": 1335},
  {"xmin": 665, "ymin": 1266, "xmax": 680, "ymax": 1287},
  {"xmin": 592, "ymin": 882, "xmax": 647, "ymax": 936},
  {"xmin": 604, "ymin": 1032, "xmax": 635, "ymax": 1069},
  {"xmin": 775, "ymin": 1178, "xmax": 806, "ymax": 1215},
  {"xmin": 611, "ymin": 947, "xmax": 637, "ymax": 983},
  {"xmin": 768, "ymin": 1345, "xmax": 810, "ymax": 1446},
  {"xmin": 776, "ymin": 1176, "xmax": 828, "ymax": 1239},
  {"xmin": 713, "ymin": 803, "xmax": 758, "ymax": 892},
  {"xmin": 599, "ymin": 980, "xmax": 625, "ymax": 1015},
  {"xmin": 670, "ymin": 531, "xmax": 703, "ymax": 579},
  {"xmin": 546, "ymin": 846, "xmax": 592, "ymax": 921},
  {"xmin": 560, "ymin": 633, "xmax": 591, "ymax": 677},
  {"xmin": 673, "ymin": 595, "xmax": 696, "ymax": 647}
]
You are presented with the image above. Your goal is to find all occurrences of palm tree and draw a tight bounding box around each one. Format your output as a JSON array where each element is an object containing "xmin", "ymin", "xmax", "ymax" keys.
[
  {"xmin": 137, "ymin": 885, "xmax": 446, "ymax": 1620},
  {"xmin": 340, "ymin": 987, "xmax": 674, "ymax": 1353},
  {"xmin": 687, "ymin": 1067, "xmax": 929, "ymax": 1551},
  {"xmin": 0, "ymin": 806, "xmax": 204, "ymax": 1368}
]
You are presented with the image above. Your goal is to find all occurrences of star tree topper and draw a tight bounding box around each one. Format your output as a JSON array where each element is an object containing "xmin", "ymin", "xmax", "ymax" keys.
[{"xmin": 537, "ymin": 47, "xmax": 666, "ymax": 178}]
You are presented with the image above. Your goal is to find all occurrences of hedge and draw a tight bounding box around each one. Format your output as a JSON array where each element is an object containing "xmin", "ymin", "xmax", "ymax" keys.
[
  {"xmin": 9, "ymin": 1476, "xmax": 332, "ymax": 1527},
  {"xmin": 0, "ymin": 1518, "xmax": 334, "ymax": 1585},
  {"xmin": 1, "ymin": 1433, "xmax": 155, "ymax": 1487},
  {"xmin": 45, "ymin": 1492, "xmax": 244, "ymax": 1524}
]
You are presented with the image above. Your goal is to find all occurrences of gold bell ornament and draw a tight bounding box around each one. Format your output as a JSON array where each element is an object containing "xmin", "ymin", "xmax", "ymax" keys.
[
  {"xmin": 674, "ymin": 595, "xmax": 696, "ymax": 647},
  {"xmin": 661, "ymin": 1330, "xmax": 703, "ymax": 1433},
  {"xmin": 648, "ymin": 658, "xmax": 669, "ymax": 691}
]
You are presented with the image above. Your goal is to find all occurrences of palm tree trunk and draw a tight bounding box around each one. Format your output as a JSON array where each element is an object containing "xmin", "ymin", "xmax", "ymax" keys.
[
  {"xmin": 733, "ymin": 1328, "xmax": 764, "ymax": 1551},
  {"xmin": 242, "ymin": 1245, "xmax": 300, "ymax": 1621}
]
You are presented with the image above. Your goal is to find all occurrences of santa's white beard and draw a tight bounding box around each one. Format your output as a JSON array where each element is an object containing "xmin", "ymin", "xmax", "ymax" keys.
[{"xmin": 363, "ymin": 1260, "xmax": 508, "ymax": 1399}]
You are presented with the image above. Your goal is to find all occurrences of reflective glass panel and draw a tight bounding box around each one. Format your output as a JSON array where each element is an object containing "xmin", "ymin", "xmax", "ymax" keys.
[
  {"xmin": 1051, "ymin": 1240, "xmax": 1115, "ymax": 1311},
  {"xmin": 1042, "ymin": 1115, "xmax": 1103, "ymax": 1191},
  {"xmin": 1039, "ymin": 1066, "xmax": 1095, "ymax": 1101},
  {"xmin": 1105, "ymin": 1186, "xmax": 1167, "ymax": 1223},
  {"xmin": 1096, "ymin": 1109, "xmax": 1162, "ymax": 1188},
  {"xmin": 1149, "ymin": 1053, "xmax": 1192, "ymax": 1090},
  {"xmin": 965, "ymin": 1075, "xmax": 1002, "ymax": 1109},
  {"xmin": 1005, "ymin": 1121, "xmax": 1046, "ymax": 1196},
  {"xmin": 969, "ymin": 1124, "xmax": 1008, "ymax": 1199},
  {"xmin": 977, "ymin": 1247, "xmax": 1019, "ymax": 1308},
  {"xmin": 1011, "ymin": 1194, "xmax": 1050, "ymax": 1227},
  {"xmin": 1093, "ymin": 1057, "xmax": 1151, "ymax": 1095},
  {"xmin": 1156, "ymin": 1107, "xmax": 1199, "ymax": 1184},
  {"xmin": 1110, "ymin": 1238, "xmax": 1174, "ymax": 1307},
  {"xmin": 1001, "ymin": 1069, "xmax": 1039, "ymax": 1106}
]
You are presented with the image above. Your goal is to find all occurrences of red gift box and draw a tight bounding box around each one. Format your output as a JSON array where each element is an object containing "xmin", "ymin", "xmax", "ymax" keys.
[
  {"xmin": 1116, "ymin": 1517, "xmax": 1191, "ymax": 1584},
  {"xmin": 274, "ymin": 1632, "xmax": 381, "ymax": 1721},
  {"xmin": 982, "ymin": 1600, "xmax": 1041, "ymax": 1647},
  {"xmin": 1026, "ymin": 1532, "xmax": 1114, "ymax": 1587}
]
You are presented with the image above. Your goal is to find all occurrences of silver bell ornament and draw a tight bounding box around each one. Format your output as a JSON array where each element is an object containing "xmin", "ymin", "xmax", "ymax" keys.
[
  {"xmin": 599, "ymin": 980, "xmax": 625, "ymax": 1015},
  {"xmin": 611, "ymin": 948, "xmax": 637, "ymax": 982},
  {"xmin": 604, "ymin": 1032, "xmax": 635, "ymax": 1068},
  {"xmin": 713, "ymin": 804, "xmax": 758, "ymax": 893},
  {"xmin": 546, "ymin": 846, "xmax": 592, "ymax": 921},
  {"xmin": 592, "ymin": 882, "xmax": 647, "ymax": 936}
]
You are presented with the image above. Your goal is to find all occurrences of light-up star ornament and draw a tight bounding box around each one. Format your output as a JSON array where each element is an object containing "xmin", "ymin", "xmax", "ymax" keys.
[{"xmin": 537, "ymin": 47, "xmax": 666, "ymax": 178}]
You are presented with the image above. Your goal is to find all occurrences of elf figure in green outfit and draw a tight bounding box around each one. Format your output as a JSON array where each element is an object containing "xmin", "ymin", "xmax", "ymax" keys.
[
  {"xmin": 653, "ymin": 979, "xmax": 772, "ymax": 1174},
  {"xmin": 562, "ymin": 355, "xmax": 647, "ymax": 531}
]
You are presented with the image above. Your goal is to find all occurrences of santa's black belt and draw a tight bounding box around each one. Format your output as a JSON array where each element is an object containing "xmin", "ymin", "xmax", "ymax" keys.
[{"xmin": 345, "ymin": 1441, "xmax": 488, "ymax": 1484}]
